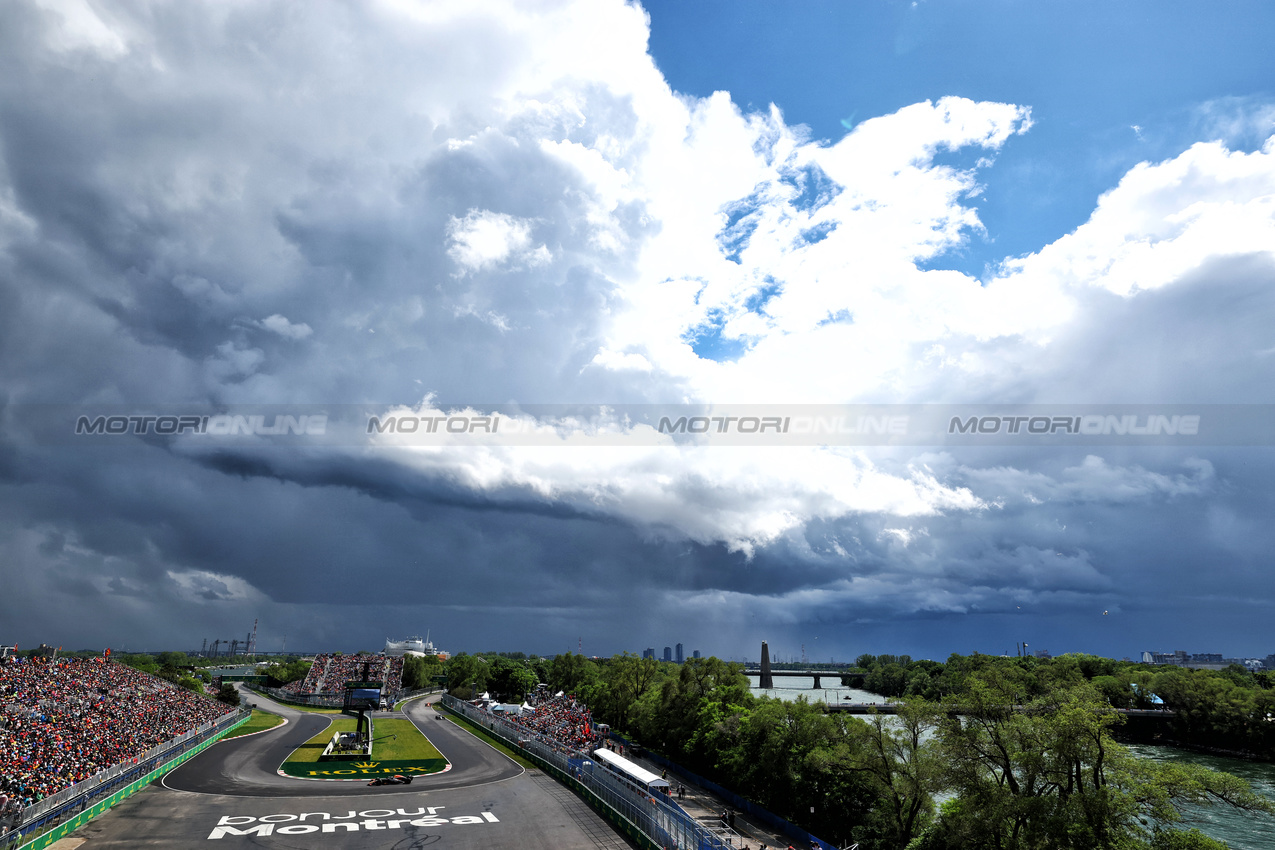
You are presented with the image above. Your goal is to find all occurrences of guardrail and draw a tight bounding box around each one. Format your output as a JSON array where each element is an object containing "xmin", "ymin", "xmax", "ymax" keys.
[
  {"xmin": 443, "ymin": 695, "xmax": 739, "ymax": 850},
  {"xmin": 1, "ymin": 707, "xmax": 249, "ymax": 850}
]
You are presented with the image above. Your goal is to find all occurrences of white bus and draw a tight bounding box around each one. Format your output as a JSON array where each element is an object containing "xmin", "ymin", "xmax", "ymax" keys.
[{"xmin": 591, "ymin": 747, "xmax": 671, "ymax": 796}]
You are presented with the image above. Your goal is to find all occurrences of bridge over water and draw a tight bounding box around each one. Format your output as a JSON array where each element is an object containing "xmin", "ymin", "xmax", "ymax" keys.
[
  {"xmin": 742, "ymin": 667, "xmax": 863, "ymax": 689},
  {"xmin": 747, "ymin": 642, "xmax": 864, "ymax": 689}
]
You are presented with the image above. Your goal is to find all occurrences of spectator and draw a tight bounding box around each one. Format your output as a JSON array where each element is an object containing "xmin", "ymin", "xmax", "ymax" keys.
[{"xmin": 0, "ymin": 655, "xmax": 233, "ymax": 808}]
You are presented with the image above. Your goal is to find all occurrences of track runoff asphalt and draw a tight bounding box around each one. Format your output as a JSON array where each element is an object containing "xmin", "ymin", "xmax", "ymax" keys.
[{"xmin": 51, "ymin": 689, "xmax": 638, "ymax": 850}]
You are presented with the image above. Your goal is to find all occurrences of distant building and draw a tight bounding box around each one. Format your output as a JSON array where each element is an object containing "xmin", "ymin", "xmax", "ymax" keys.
[
  {"xmin": 692, "ymin": 650, "xmax": 701, "ymax": 659},
  {"xmin": 1032, "ymin": 649, "xmax": 1051, "ymax": 659},
  {"xmin": 642, "ymin": 647, "xmax": 655, "ymax": 660},
  {"xmin": 675, "ymin": 643, "xmax": 684, "ymax": 664},
  {"xmin": 663, "ymin": 646, "xmax": 672, "ymax": 662}
]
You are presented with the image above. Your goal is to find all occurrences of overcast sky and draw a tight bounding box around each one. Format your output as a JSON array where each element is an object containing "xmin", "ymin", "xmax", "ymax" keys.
[{"xmin": 2, "ymin": 0, "xmax": 1274, "ymax": 662}]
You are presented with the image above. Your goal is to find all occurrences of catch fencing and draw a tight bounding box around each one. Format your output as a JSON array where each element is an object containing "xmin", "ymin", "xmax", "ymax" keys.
[
  {"xmin": 246, "ymin": 684, "xmax": 344, "ymax": 708},
  {"xmin": 444, "ymin": 695, "xmax": 736, "ymax": 850},
  {"xmin": 1, "ymin": 707, "xmax": 249, "ymax": 850},
  {"xmin": 247, "ymin": 683, "xmax": 438, "ymax": 709}
]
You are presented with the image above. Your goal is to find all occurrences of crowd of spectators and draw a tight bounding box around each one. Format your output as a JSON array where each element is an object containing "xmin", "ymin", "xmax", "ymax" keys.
[
  {"xmin": 280, "ymin": 654, "xmax": 403, "ymax": 696},
  {"xmin": 500, "ymin": 691, "xmax": 602, "ymax": 754},
  {"xmin": 0, "ymin": 655, "xmax": 234, "ymax": 814},
  {"xmin": 280, "ymin": 659, "xmax": 325, "ymax": 695}
]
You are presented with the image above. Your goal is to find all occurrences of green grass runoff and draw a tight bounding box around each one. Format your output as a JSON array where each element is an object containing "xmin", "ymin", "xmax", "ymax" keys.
[
  {"xmin": 287, "ymin": 718, "xmax": 358, "ymax": 764},
  {"xmin": 278, "ymin": 713, "xmax": 451, "ymax": 779},
  {"xmin": 222, "ymin": 709, "xmax": 285, "ymax": 738},
  {"xmin": 290, "ymin": 705, "xmax": 346, "ymax": 714},
  {"xmin": 283, "ymin": 716, "xmax": 443, "ymax": 765},
  {"xmin": 370, "ymin": 718, "xmax": 444, "ymax": 760}
]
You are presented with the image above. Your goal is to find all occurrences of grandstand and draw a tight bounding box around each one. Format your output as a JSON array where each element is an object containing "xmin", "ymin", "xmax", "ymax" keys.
[
  {"xmin": 280, "ymin": 654, "xmax": 403, "ymax": 699},
  {"xmin": 0, "ymin": 655, "xmax": 235, "ymax": 811},
  {"xmin": 498, "ymin": 691, "xmax": 603, "ymax": 755}
]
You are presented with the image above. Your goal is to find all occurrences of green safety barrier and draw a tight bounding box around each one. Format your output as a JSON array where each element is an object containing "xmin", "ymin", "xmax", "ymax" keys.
[{"xmin": 14, "ymin": 713, "xmax": 250, "ymax": 850}]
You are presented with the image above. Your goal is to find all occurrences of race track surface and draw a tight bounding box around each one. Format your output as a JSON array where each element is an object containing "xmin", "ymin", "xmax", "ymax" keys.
[
  {"xmin": 61, "ymin": 690, "xmax": 634, "ymax": 850},
  {"xmin": 163, "ymin": 691, "xmax": 520, "ymax": 796}
]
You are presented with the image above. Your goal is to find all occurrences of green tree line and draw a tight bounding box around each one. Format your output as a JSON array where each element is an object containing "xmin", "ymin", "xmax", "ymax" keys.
[
  {"xmin": 849, "ymin": 653, "xmax": 1275, "ymax": 756},
  {"xmin": 539, "ymin": 652, "xmax": 1274, "ymax": 850}
]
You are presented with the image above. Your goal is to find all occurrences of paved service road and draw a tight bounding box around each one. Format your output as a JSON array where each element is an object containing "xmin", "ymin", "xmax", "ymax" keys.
[{"xmin": 60, "ymin": 691, "xmax": 636, "ymax": 850}]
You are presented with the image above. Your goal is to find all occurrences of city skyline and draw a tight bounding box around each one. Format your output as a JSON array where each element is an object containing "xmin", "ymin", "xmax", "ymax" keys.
[{"xmin": 1, "ymin": 1, "xmax": 1274, "ymax": 659}]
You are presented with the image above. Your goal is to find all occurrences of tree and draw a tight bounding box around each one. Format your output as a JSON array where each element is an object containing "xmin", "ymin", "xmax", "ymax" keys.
[
  {"xmin": 263, "ymin": 658, "xmax": 311, "ymax": 687},
  {"xmin": 401, "ymin": 654, "xmax": 446, "ymax": 690},
  {"xmin": 156, "ymin": 651, "xmax": 190, "ymax": 668},
  {"xmin": 601, "ymin": 653, "xmax": 664, "ymax": 731},
  {"xmin": 216, "ymin": 682, "xmax": 241, "ymax": 707},
  {"xmin": 446, "ymin": 653, "xmax": 488, "ymax": 698},
  {"xmin": 916, "ymin": 675, "xmax": 1275, "ymax": 850},
  {"xmin": 488, "ymin": 657, "xmax": 538, "ymax": 700},
  {"xmin": 855, "ymin": 700, "xmax": 944, "ymax": 848},
  {"xmin": 549, "ymin": 653, "xmax": 601, "ymax": 694}
]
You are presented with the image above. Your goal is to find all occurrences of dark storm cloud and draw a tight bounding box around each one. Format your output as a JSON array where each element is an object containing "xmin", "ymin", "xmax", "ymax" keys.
[{"xmin": 0, "ymin": 0, "xmax": 1273, "ymax": 661}]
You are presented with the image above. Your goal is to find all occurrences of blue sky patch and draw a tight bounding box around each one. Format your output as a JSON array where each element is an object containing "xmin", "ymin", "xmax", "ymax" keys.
[
  {"xmin": 683, "ymin": 308, "xmax": 752, "ymax": 362},
  {"xmin": 818, "ymin": 308, "xmax": 852, "ymax": 327},
  {"xmin": 716, "ymin": 189, "xmax": 766, "ymax": 264},
  {"xmin": 798, "ymin": 220, "xmax": 837, "ymax": 247},
  {"xmin": 778, "ymin": 162, "xmax": 841, "ymax": 213},
  {"xmin": 744, "ymin": 276, "xmax": 783, "ymax": 314}
]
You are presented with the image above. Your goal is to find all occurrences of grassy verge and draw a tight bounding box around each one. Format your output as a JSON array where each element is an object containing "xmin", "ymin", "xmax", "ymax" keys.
[
  {"xmin": 370, "ymin": 718, "xmax": 444, "ymax": 761},
  {"xmin": 438, "ymin": 706, "xmax": 537, "ymax": 769},
  {"xmin": 222, "ymin": 709, "xmax": 285, "ymax": 739},
  {"xmin": 290, "ymin": 705, "xmax": 346, "ymax": 714},
  {"xmin": 285, "ymin": 717, "xmax": 358, "ymax": 765}
]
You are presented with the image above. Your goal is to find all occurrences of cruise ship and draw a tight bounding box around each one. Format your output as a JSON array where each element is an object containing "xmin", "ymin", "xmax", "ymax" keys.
[{"xmin": 383, "ymin": 634, "xmax": 448, "ymax": 659}]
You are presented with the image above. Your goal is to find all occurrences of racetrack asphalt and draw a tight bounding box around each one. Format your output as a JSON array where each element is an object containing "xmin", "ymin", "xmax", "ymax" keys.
[{"xmin": 53, "ymin": 690, "xmax": 637, "ymax": 850}]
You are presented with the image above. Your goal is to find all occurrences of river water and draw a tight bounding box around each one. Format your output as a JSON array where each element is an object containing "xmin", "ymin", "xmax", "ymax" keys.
[
  {"xmin": 748, "ymin": 677, "xmax": 1275, "ymax": 846},
  {"xmin": 1124, "ymin": 744, "xmax": 1275, "ymax": 849}
]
